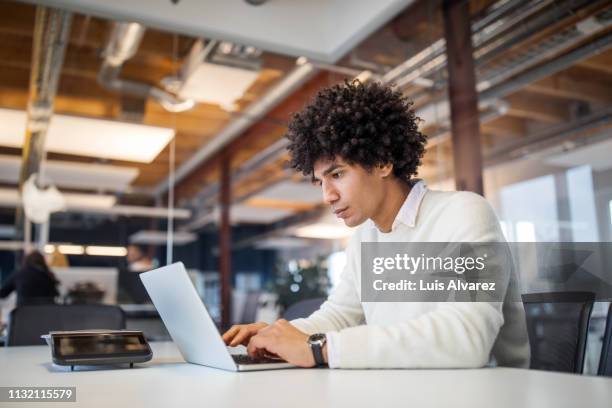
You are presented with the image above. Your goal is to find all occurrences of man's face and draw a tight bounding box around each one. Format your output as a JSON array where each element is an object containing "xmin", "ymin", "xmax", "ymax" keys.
[{"xmin": 312, "ymin": 157, "xmax": 385, "ymax": 228}]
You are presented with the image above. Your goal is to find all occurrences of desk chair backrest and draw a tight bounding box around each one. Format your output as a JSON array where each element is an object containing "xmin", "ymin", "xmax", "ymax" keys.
[
  {"xmin": 118, "ymin": 270, "xmax": 151, "ymax": 304},
  {"xmin": 240, "ymin": 291, "xmax": 261, "ymax": 324},
  {"xmin": 522, "ymin": 291, "xmax": 594, "ymax": 373},
  {"xmin": 283, "ymin": 297, "xmax": 326, "ymax": 321},
  {"xmin": 598, "ymin": 302, "xmax": 612, "ymax": 377},
  {"xmin": 7, "ymin": 304, "xmax": 125, "ymax": 346}
]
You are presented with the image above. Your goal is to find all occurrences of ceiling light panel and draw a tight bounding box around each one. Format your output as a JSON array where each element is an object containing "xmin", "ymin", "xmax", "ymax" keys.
[
  {"xmin": 178, "ymin": 62, "xmax": 260, "ymax": 108},
  {"xmin": 294, "ymin": 224, "xmax": 353, "ymax": 239},
  {"xmin": 0, "ymin": 109, "xmax": 174, "ymax": 163}
]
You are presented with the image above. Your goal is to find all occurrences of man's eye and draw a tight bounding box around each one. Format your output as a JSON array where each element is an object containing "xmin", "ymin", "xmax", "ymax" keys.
[{"xmin": 332, "ymin": 171, "xmax": 343, "ymax": 179}]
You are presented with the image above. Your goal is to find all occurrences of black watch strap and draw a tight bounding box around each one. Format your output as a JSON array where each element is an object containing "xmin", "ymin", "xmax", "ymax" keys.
[
  {"xmin": 312, "ymin": 343, "xmax": 324, "ymax": 366},
  {"xmin": 308, "ymin": 333, "xmax": 327, "ymax": 367}
]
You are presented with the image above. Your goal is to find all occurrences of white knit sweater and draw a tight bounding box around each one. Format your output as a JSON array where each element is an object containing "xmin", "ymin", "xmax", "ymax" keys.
[{"xmin": 291, "ymin": 183, "xmax": 530, "ymax": 369}]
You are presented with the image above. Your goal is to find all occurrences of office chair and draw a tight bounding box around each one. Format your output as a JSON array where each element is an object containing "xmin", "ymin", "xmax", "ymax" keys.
[
  {"xmin": 283, "ymin": 297, "xmax": 326, "ymax": 320},
  {"xmin": 118, "ymin": 269, "xmax": 152, "ymax": 304},
  {"xmin": 240, "ymin": 290, "xmax": 261, "ymax": 324},
  {"xmin": 598, "ymin": 302, "xmax": 612, "ymax": 377},
  {"xmin": 7, "ymin": 304, "xmax": 125, "ymax": 346},
  {"xmin": 522, "ymin": 291, "xmax": 594, "ymax": 373}
]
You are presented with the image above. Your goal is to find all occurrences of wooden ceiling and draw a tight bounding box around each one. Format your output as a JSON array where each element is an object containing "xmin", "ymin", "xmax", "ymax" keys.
[
  {"xmin": 0, "ymin": 0, "xmax": 611, "ymax": 226},
  {"xmin": 0, "ymin": 0, "xmax": 296, "ymax": 194}
]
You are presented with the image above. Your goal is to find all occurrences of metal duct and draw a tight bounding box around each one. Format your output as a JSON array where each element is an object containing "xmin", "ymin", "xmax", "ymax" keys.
[
  {"xmin": 484, "ymin": 107, "xmax": 612, "ymax": 165},
  {"xmin": 382, "ymin": 0, "xmax": 540, "ymax": 86},
  {"xmin": 98, "ymin": 22, "xmax": 194, "ymax": 113},
  {"xmin": 19, "ymin": 7, "xmax": 72, "ymax": 191},
  {"xmin": 16, "ymin": 6, "xmax": 72, "ymax": 255},
  {"xmin": 385, "ymin": 0, "xmax": 601, "ymax": 90},
  {"xmin": 405, "ymin": 6, "xmax": 612, "ymax": 131}
]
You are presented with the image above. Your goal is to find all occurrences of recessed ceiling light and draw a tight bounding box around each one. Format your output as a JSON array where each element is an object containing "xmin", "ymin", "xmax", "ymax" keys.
[
  {"xmin": 85, "ymin": 246, "xmax": 128, "ymax": 257},
  {"xmin": 57, "ymin": 244, "xmax": 85, "ymax": 255},
  {"xmin": 0, "ymin": 108, "xmax": 174, "ymax": 163},
  {"xmin": 294, "ymin": 223, "xmax": 352, "ymax": 239}
]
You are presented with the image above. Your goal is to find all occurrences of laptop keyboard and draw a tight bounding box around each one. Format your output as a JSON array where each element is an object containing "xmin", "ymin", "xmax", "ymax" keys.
[{"xmin": 232, "ymin": 354, "xmax": 284, "ymax": 365}]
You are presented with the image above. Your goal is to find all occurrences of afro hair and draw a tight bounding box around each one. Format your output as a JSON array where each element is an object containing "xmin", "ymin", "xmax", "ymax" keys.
[{"xmin": 286, "ymin": 80, "xmax": 427, "ymax": 183}]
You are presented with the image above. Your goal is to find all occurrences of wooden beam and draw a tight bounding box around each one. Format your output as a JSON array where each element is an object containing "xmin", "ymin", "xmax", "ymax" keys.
[
  {"xmin": 481, "ymin": 116, "xmax": 526, "ymax": 138},
  {"xmin": 443, "ymin": 0, "xmax": 483, "ymax": 194},
  {"xmin": 526, "ymin": 73, "xmax": 612, "ymax": 104},
  {"xmin": 505, "ymin": 93, "xmax": 570, "ymax": 123},
  {"xmin": 219, "ymin": 154, "xmax": 232, "ymax": 330},
  {"xmin": 576, "ymin": 52, "xmax": 612, "ymax": 76}
]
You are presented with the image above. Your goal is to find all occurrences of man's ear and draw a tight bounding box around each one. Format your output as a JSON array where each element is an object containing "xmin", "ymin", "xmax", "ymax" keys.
[{"xmin": 377, "ymin": 163, "xmax": 393, "ymax": 178}]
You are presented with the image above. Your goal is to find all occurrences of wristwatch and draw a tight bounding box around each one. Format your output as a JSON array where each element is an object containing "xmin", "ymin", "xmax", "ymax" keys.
[{"xmin": 307, "ymin": 333, "xmax": 327, "ymax": 367}]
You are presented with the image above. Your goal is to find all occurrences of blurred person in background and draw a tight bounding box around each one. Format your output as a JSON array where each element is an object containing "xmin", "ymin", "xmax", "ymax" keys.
[
  {"xmin": 0, "ymin": 250, "xmax": 59, "ymax": 306},
  {"xmin": 126, "ymin": 244, "xmax": 154, "ymax": 272}
]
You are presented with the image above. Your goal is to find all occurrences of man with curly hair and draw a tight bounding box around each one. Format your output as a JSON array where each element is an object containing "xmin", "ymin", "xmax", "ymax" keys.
[{"xmin": 223, "ymin": 80, "xmax": 529, "ymax": 370}]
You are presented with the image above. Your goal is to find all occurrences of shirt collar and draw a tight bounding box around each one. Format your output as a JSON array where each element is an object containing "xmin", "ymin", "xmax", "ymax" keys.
[{"xmin": 368, "ymin": 179, "xmax": 427, "ymax": 232}]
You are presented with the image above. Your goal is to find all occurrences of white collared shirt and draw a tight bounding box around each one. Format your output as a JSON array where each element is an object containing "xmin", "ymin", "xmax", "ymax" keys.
[
  {"xmin": 291, "ymin": 180, "xmax": 530, "ymax": 369},
  {"xmin": 366, "ymin": 179, "xmax": 427, "ymax": 232}
]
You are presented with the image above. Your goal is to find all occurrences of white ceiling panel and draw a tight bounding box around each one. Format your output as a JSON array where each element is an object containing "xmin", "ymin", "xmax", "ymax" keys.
[
  {"xmin": 26, "ymin": 0, "xmax": 413, "ymax": 63},
  {"xmin": 0, "ymin": 108, "xmax": 174, "ymax": 163}
]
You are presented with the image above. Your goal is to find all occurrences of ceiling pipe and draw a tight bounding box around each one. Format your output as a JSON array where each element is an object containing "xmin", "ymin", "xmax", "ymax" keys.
[
  {"xmin": 480, "ymin": 30, "xmax": 612, "ymax": 100},
  {"xmin": 16, "ymin": 6, "xmax": 72, "ymax": 256},
  {"xmin": 385, "ymin": 0, "xmax": 600, "ymax": 90},
  {"xmin": 485, "ymin": 107, "xmax": 612, "ymax": 165},
  {"xmin": 19, "ymin": 7, "xmax": 72, "ymax": 192},
  {"xmin": 382, "ymin": 0, "xmax": 534, "ymax": 85},
  {"xmin": 411, "ymin": 14, "xmax": 612, "ymax": 132},
  {"xmin": 477, "ymin": 14, "xmax": 612, "ymax": 93},
  {"xmin": 98, "ymin": 22, "xmax": 195, "ymax": 113},
  {"xmin": 296, "ymin": 57, "xmax": 378, "ymax": 81}
]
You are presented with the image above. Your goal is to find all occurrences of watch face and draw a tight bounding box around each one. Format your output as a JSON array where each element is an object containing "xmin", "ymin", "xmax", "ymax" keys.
[{"xmin": 308, "ymin": 333, "xmax": 326, "ymax": 344}]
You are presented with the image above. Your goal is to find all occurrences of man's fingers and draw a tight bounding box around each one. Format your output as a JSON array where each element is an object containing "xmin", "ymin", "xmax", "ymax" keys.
[
  {"xmin": 223, "ymin": 323, "xmax": 269, "ymax": 346},
  {"xmin": 247, "ymin": 334, "xmax": 270, "ymax": 357},
  {"xmin": 246, "ymin": 335, "xmax": 260, "ymax": 356},
  {"xmin": 222, "ymin": 325, "xmax": 240, "ymax": 344},
  {"xmin": 230, "ymin": 328, "xmax": 253, "ymax": 347}
]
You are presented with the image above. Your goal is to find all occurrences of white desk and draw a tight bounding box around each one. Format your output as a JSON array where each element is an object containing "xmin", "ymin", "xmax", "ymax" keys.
[{"xmin": 1, "ymin": 342, "xmax": 611, "ymax": 408}]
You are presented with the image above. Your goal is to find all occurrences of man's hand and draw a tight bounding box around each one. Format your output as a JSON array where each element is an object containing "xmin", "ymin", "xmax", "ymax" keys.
[
  {"xmin": 222, "ymin": 322, "xmax": 268, "ymax": 347},
  {"xmin": 247, "ymin": 319, "xmax": 322, "ymax": 368}
]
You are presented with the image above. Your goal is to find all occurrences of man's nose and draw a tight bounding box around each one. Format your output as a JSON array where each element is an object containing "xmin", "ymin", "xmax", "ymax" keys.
[{"xmin": 322, "ymin": 182, "xmax": 339, "ymax": 205}]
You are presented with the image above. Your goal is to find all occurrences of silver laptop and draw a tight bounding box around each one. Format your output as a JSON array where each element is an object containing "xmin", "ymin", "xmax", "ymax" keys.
[{"xmin": 140, "ymin": 262, "xmax": 296, "ymax": 371}]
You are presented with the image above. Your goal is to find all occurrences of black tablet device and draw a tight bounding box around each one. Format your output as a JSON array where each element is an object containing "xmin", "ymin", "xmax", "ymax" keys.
[{"xmin": 43, "ymin": 330, "xmax": 153, "ymax": 370}]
